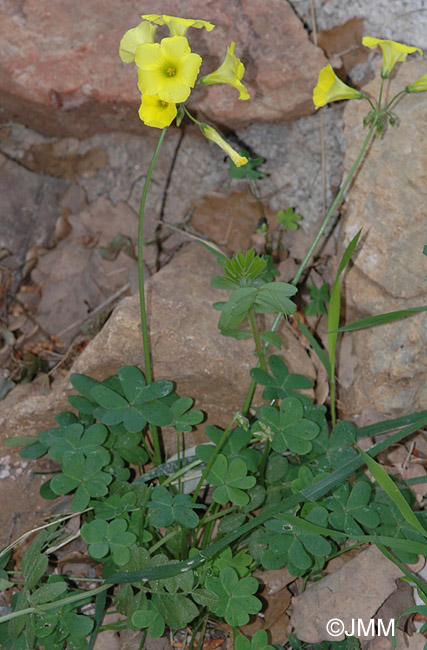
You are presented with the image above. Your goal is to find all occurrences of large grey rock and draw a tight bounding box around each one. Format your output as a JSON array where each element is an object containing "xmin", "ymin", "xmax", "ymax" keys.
[
  {"xmin": 0, "ymin": 243, "xmax": 316, "ymax": 453},
  {"xmin": 338, "ymin": 61, "xmax": 427, "ymax": 425},
  {"xmin": 0, "ymin": 0, "xmax": 326, "ymax": 137}
]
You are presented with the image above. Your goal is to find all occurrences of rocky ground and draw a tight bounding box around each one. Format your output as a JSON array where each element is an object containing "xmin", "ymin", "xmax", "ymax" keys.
[{"xmin": 0, "ymin": 1, "xmax": 426, "ymax": 648}]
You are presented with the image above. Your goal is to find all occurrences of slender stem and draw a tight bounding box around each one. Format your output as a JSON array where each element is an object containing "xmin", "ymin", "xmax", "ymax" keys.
[
  {"xmin": 138, "ymin": 127, "xmax": 168, "ymax": 382},
  {"xmin": 137, "ymin": 127, "xmax": 168, "ymax": 466},
  {"xmin": 162, "ymin": 459, "xmax": 202, "ymax": 487},
  {"xmin": 383, "ymin": 89, "xmax": 407, "ymax": 113},
  {"xmin": 377, "ymin": 77, "xmax": 385, "ymax": 110},
  {"xmin": 192, "ymin": 415, "xmax": 237, "ymax": 503},
  {"xmin": 292, "ymin": 121, "xmax": 376, "ymax": 287},
  {"xmin": 248, "ymin": 307, "xmax": 268, "ymax": 372},
  {"xmin": 240, "ymin": 121, "xmax": 377, "ymax": 415},
  {"xmin": 0, "ymin": 585, "xmax": 110, "ymax": 625},
  {"xmin": 150, "ymin": 529, "xmax": 177, "ymax": 554}
]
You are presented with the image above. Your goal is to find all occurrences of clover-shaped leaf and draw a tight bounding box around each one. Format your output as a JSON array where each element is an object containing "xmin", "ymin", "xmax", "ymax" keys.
[
  {"xmin": 228, "ymin": 150, "xmax": 266, "ymax": 180},
  {"xmin": 132, "ymin": 601, "xmax": 165, "ymax": 638},
  {"xmin": 276, "ymin": 207, "xmax": 302, "ymax": 232},
  {"xmin": 39, "ymin": 422, "xmax": 109, "ymax": 463},
  {"xmin": 109, "ymin": 430, "xmax": 148, "ymax": 465},
  {"xmin": 148, "ymin": 486, "xmax": 205, "ymax": 529},
  {"xmin": 305, "ymin": 282, "xmax": 329, "ymax": 316},
  {"xmin": 235, "ymin": 630, "xmax": 275, "ymax": 650},
  {"xmin": 257, "ymin": 397, "xmax": 319, "ymax": 455},
  {"xmin": 212, "ymin": 547, "xmax": 252, "ymax": 578},
  {"xmin": 93, "ymin": 492, "xmax": 137, "ymax": 520},
  {"xmin": 326, "ymin": 479, "xmax": 380, "ymax": 537},
  {"xmin": 207, "ymin": 455, "xmax": 256, "ymax": 506},
  {"xmin": 50, "ymin": 450, "xmax": 112, "ymax": 511},
  {"xmin": 312, "ymin": 420, "xmax": 358, "ymax": 470},
  {"xmin": 251, "ymin": 355, "xmax": 313, "ymax": 401},
  {"xmin": 197, "ymin": 426, "xmax": 260, "ymax": 471},
  {"xmin": 170, "ymin": 397, "xmax": 204, "ymax": 433},
  {"xmin": 81, "ymin": 517, "xmax": 136, "ymax": 565},
  {"xmin": 206, "ymin": 567, "xmax": 261, "ymax": 626},
  {"xmin": 263, "ymin": 506, "xmax": 332, "ymax": 574}
]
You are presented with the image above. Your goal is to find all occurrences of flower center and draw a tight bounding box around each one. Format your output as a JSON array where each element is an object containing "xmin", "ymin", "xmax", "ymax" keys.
[
  {"xmin": 161, "ymin": 100, "xmax": 168, "ymax": 107},
  {"xmin": 166, "ymin": 66, "xmax": 176, "ymax": 77}
]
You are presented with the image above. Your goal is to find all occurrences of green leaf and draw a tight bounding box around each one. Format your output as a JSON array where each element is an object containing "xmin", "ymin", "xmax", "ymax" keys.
[
  {"xmin": 91, "ymin": 385, "xmax": 128, "ymax": 409},
  {"xmin": 208, "ymin": 455, "xmax": 256, "ymax": 506},
  {"xmin": 251, "ymin": 355, "xmax": 312, "ymax": 401},
  {"xmin": 206, "ymin": 567, "xmax": 261, "ymax": 626},
  {"xmin": 70, "ymin": 373, "xmax": 101, "ymax": 399},
  {"xmin": 276, "ymin": 207, "xmax": 302, "ymax": 231},
  {"xmin": 29, "ymin": 582, "xmax": 67, "ymax": 605},
  {"xmin": 305, "ymin": 283, "xmax": 329, "ymax": 316},
  {"xmin": 216, "ymin": 287, "xmax": 258, "ymax": 330},
  {"xmin": 259, "ymin": 331, "xmax": 282, "ymax": 349},
  {"xmin": 228, "ymin": 150, "xmax": 266, "ymax": 180},
  {"xmin": 254, "ymin": 282, "xmax": 297, "ymax": 314},
  {"xmin": 359, "ymin": 448, "xmax": 427, "ymax": 539},
  {"xmin": 294, "ymin": 316, "xmax": 331, "ymax": 377},
  {"xmin": 332, "ymin": 305, "xmax": 427, "ymax": 332}
]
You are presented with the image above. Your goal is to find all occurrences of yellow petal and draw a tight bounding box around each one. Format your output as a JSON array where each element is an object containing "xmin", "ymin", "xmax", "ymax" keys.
[
  {"xmin": 119, "ymin": 21, "xmax": 158, "ymax": 63},
  {"xmin": 198, "ymin": 42, "xmax": 250, "ymax": 100},
  {"xmin": 138, "ymin": 95, "xmax": 177, "ymax": 128},
  {"xmin": 363, "ymin": 36, "xmax": 423, "ymax": 78},
  {"xmin": 141, "ymin": 14, "xmax": 214, "ymax": 36},
  {"xmin": 406, "ymin": 71, "xmax": 427, "ymax": 93},
  {"xmin": 200, "ymin": 124, "xmax": 248, "ymax": 167},
  {"xmin": 136, "ymin": 36, "xmax": 201, "ymax": 103},
  {"xmin": 313, "ymin": 64, "xmax": 363, "ymax": 109}
]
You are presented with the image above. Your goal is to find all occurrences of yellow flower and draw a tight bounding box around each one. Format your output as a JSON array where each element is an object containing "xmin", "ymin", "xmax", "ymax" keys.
[
  {"xmin": 138, "ymin": 95, "xmax": 177, "ymax": 129},
  {"xmin": 141, "ymin": 14, "xmax": 214, "ymax": 37},
  {"xmin": 119, "ymin": 21, "xmax": 158, "ymax": 63},
  {"xmin": 405, "ymin": 71, "xmax": 427, "ymax": 93},
  {"xmin": 362, "ymin": 37, "xmax": 423, "ymax": 78},
  {"xmin": 313, "ymin": 64, "xmax": 363, "ymax": 109},
  {"xmin": 200, "ymin": 124, "xmax": 248, "ymax": 167},
  {"xmin": 135, "ymin": 35, "xmax": 202, "ymax": 103},
  {"xmin": 198, "ymin": 42, "xmax": 250, "ymax": 100}
]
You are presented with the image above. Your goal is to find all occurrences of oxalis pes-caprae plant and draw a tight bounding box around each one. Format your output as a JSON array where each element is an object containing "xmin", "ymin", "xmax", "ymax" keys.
[{"xmin": 1, "ymin": 14, "xmax": 427, "ymax": 650}]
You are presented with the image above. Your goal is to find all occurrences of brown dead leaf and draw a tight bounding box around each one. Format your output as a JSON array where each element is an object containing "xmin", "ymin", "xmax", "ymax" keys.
[
  {"xmin": 290, "ymin": 545, "xmax": 405, "ymax": 643},
  {"xmin": 55, "ymin": 211, "xmax": 73, "ymax": 242},
  {"xmin": 239, "ymin": 568, "xmax": 293, "ymax": 644},
  {"xmin": 191, "ymin": 190, "xmax": 277, "ymax": 254},
  {"xmin": 21, "ymin": 142, "xmax": 107, "ymax": 182},
  {"xmin": 369, "ymin": 630, "xmax": 427, "ymax": 650},
  {"xmin": 318, "ymin": 18, "xmax": 368, "ymax": 78}
]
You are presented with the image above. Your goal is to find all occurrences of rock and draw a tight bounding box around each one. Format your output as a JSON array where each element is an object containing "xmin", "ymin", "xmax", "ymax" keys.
[
  {"xmin": 290, "ymin": 545, "xmax": 405, "ymax": 643},
  {"xmin": 338, "ymin": 60, "xmax": 427, "ymax": 425},
  {"xmin": 0, "ymin": 0, "xmax": 326, "ymax": 137},
  {"xmin": 0, "ymin": 243, "xmax": 316, "ymax": 455}
]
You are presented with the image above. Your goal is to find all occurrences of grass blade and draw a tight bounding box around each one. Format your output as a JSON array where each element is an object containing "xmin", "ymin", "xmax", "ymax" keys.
[
  {"xmin": 294, "ymin": 316, "xmax": 331, "ymax": 377},
  {"xmin": 332, "ymin": 305, "xmax": 427, "ymax": 332}
]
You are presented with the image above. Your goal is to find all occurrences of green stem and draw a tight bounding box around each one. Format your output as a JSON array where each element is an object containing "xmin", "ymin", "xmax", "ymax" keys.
[
  {"xmin": 162, "ymin": 459, "xmax": 202, "ymax": 487},
  {"xmin": 383, "ymin": 89, "xmax": 407, "ymax": 112},
  {"xmin": 248, "ymin": 307, "xmax": 268, "ymax": 372},
  {"xmin": 377, "ymin": 77, "xmax": 385, "ymax": 110},
  {"xmin": 292, "ymin": 121, "xmax": 376, "ymax": 287},
  {"xmin": 137, "ymin": 127, "xmax": 168, "ymax": 466},
  {"xmin": 0, "ymin": 585, "xmax": 110, "ymax": 625},
  {"xmin": 192, "ymin": 414, "xmax": 237, "ymax": 503},
  {"xmin": 241, "ymin": 121, "xmax": 377, "ymax": 415},
  {"xmin": 150, "ymin": 529, "xmax": 177, "ymax": 554}
]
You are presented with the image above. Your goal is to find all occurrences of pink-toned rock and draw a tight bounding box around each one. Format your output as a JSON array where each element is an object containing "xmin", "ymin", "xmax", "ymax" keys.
[
  {"xmin": 338, "ymin": 61, "xmax": 427, "ymax": 425},
  {"xmin": 0, "ymin": 0, "xmax": 326, "ymax": 136}
]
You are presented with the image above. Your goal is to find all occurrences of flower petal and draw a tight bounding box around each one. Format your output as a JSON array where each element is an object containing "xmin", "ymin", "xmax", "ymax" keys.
[
  {"xmin": 313, "ymin": 64, "xmax": 363, "ymax": 109},
  {"xmin": 138, "ymin": 94, "xmax": 177, "ymax": 129},
  {"xmin": 119, "ymin": 21, "xmax": 158, "ymax": 63},
  {"xmin": 141, "ymin": 14, "xmax": 214, "ymax": 36},
  {"xmin": 362, "ymin": 36, "xmax": 423, "ymax": 78},
  {"xmin": 198, "ymin": 42, "xmax": 250, "ymax": 100},
  {"xmin": 200, "ymin": 124, "xmax": 248, "ymax": 167}
]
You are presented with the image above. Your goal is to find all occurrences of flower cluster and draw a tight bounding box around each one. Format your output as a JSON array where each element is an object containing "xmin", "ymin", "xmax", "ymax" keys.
[
  {"xmin": 313, "ymin": 36, "xmax": 425, "ymax": 110},
  {"xmin": 120, "ymin": 13, "xmax": 250, "ymax": 165}
]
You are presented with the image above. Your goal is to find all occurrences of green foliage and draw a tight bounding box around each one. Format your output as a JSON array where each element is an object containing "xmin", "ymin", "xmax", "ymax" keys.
[
  {"xmin": 205, "ymin": 567, "xmax": 262, "ymax": 626},
  {"xmin": 254, "ymin": 397, "xmax": 320, "ymax": 455},
  {"xmin": 251, "ymin": 355, "xmax": 313, "ymax": 401},
  {"xmin": 235, "ymin": 630, "xmax": 275, "ymax": 650},
  {"xmin": 276, "ymin": 206, "xmax": 302, "ymax": 231},
  {"xmin": 147, "ymin": 486, "xmax": 205, "ymax": 528},
  {"xmin": 207, "ymin": 455, "xmax": 256, "ymax": 505},
  {"xmin": 81, "ymin": 518, "xmax": 137, "ymax": 565},
  {"xmin": 305, "ymin": 282, "xmax": 329, "ymax": 316},
  {"xmin": 228, "ymin": 149, "xmax": 266, "ymax": 180}
]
